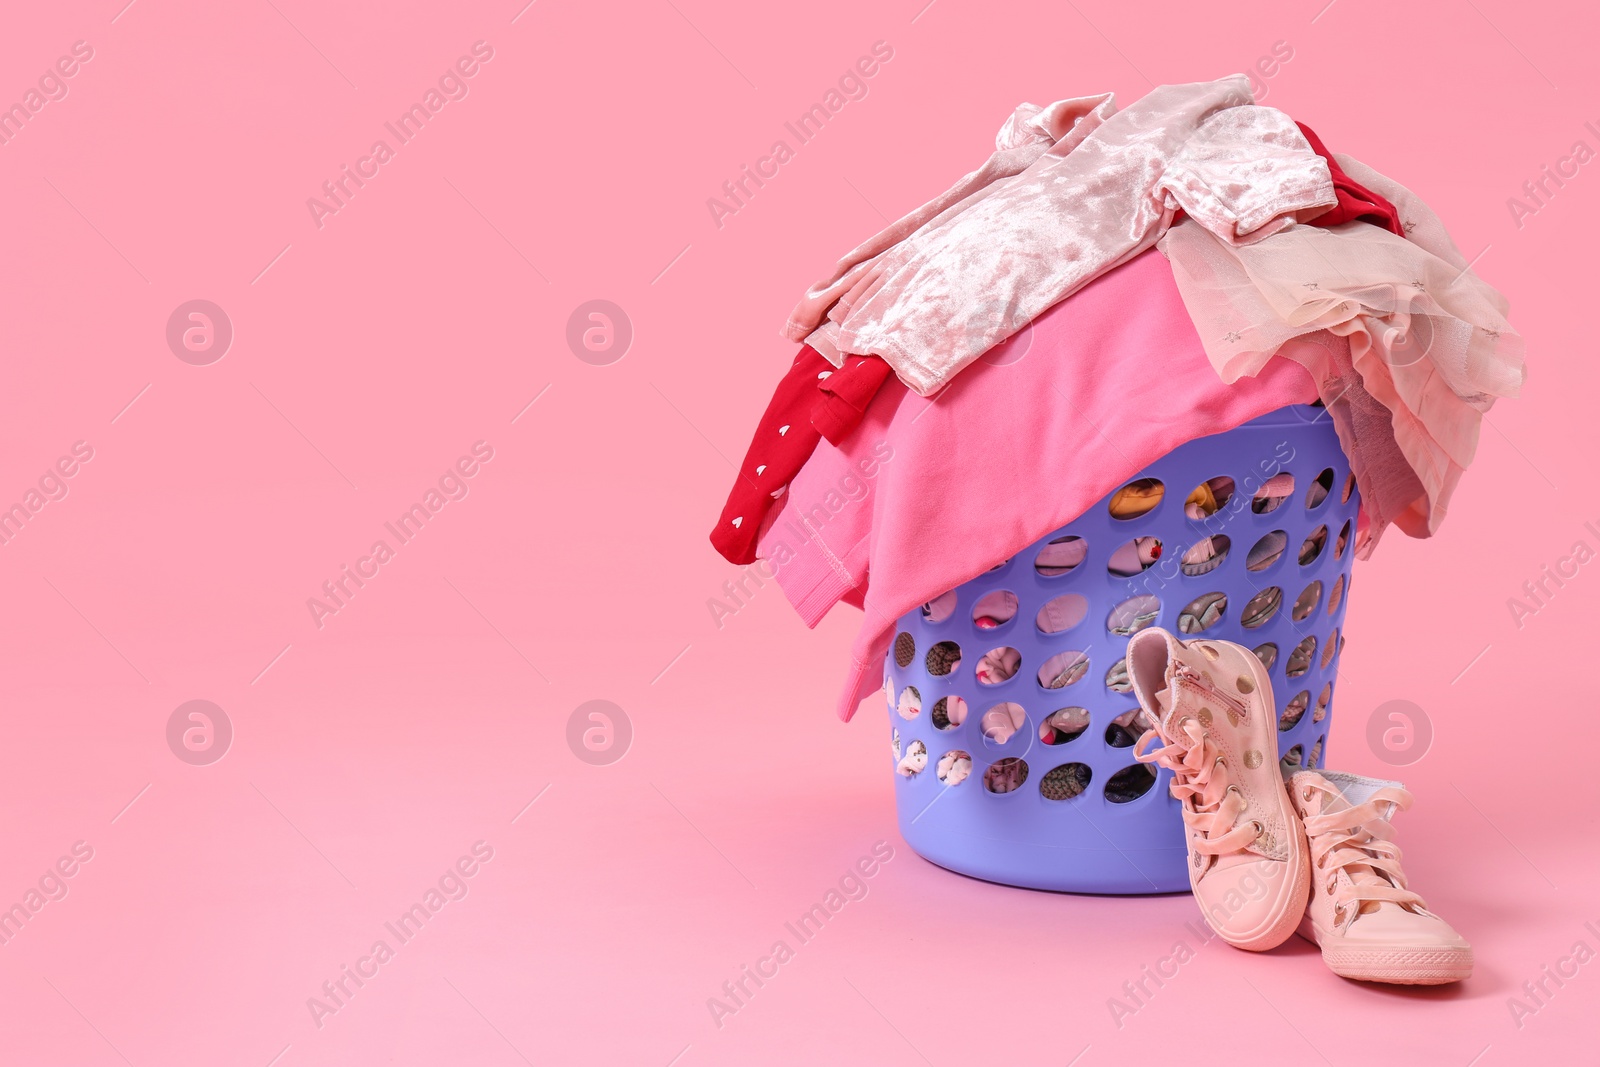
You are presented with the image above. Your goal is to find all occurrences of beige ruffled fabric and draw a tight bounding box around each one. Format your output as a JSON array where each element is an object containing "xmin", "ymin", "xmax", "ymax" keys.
[
  {"xmin": 1159, "ymin": 154, "xmax": 1525, "ymax": 550},
  {"xmin": 784, "ymin": 75, "xmax": 1337, "ymax": 396}
]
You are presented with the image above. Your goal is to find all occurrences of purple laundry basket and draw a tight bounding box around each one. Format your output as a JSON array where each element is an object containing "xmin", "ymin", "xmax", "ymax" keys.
[{"xmin": 883, "ymin": 405, "xmax": 1359, "ymax": 894}]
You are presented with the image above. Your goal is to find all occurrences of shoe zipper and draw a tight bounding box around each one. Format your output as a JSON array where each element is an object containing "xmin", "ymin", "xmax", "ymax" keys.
[{"xmin": 1172, "ymin": 660, "xmax": 1251, "ymax": 721}]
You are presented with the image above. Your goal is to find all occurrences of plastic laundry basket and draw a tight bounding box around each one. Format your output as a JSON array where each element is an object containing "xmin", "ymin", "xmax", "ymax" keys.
[{"xmin": 883, "ymin": 405, "xmax": 1360, "ymax": 894}]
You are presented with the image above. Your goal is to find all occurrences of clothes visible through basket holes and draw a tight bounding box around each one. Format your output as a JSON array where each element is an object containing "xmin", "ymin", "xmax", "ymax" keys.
[
  {"xmin": 1038, "ymin": 650, "xmax": 1089, "ymax": 689},
  {"xmin": 1108, "ymin": 536, "xmax": 1162, "ymax": 576},
  {"xmin": 1328, "ymin": 573, "xmax": 1347, "ymax": 615},
  {"xmin": 891, "ymin": 728, "xmax": 901, "ymax": 763},
  {"xmin": 893, "ymin": 631, "xmax": 916, "ymax": 668},
  {"xmin": 938, "ymin": 749, "xmax": 972, "ymax": 785},
  {"xmin": 1253, "ymin": 642, "xmax": 1279, "ymax": 672},
  {"xmin": 1186, "ymin": 476, "xmax": 1235, "ymax": 518},
  {"xmin": 1034, "ymin": 535, "xmax": 1087, "ymax": 577},
  {"xmin": 1280, "ymin": 743, "xmax": 1304, "ymax": 772},
  {"xmin": 1038, "ymin": 593, "xmax": 1089, "ymax": 634},
  {"xmin": 921, "ymin": 590, "xmax": 957, "ymax": 623},
  {"xmin": 931, "ymin": 695, "xmax": 968, "ymax": 731},
  {"xmin": 1286, "ymin": 635, "xmax": 1316, "ymax": 678},
  {"xmin": 1335, "ymin": 520, "xmax": 1352, "ymax": 559},
  {"xmin": 1107, "ymin": 594, "xmax": 1160, "ymax": 635},
  {"xmin": 977, "ymin": 646, "xmax": 1021, "ymax": 685},
  {"xmin": 1307, "ymin": 736, "xmax": 1323, "ymax": 767},
  {"xmin": 1304, "ymin": 467, "xmax": 1335, "ymax": 509},
  {"xmin": 984, "ymin": 757, "xmax": 1029, "ymax": 794},
  {"xmin": 972, "ymin": 590, "xmax": 1018, "ymax": 629},
  {"xmin": 1106, "ymin": 657, "xmax": 1131, "ymax": 693},
  {"xmin": 1040, "ymin": 762, "xmax": 1093, "ymax": 801},
  {"xmin": 1108, "ymin": 477, "xmax": 1164, "ymax": 520},
  {"xmin": 1251, "ymin": 472, "xmax": 1295, "ymax": 514},
  {"xmin": 1280, "ymin": 689, "xmax": 1311, "ymax": 731},
  {"xmin": 1313, "ymin": 683, "xmax": 1331, "ymax": 723},
  {"xmin": 1299, "ymin": 525, "xmax": 1327, "ymax": 566},
  {"xmin": 1247, "ymin": 530, "xmax": 1288, "ymax": 571},
  {"xmin": 1104, "ymin": 763, "xmax": 1158, "ymax": 804},
  {"xmin": 897, "ymin": 739, "xmax": 928, "ymax": 777},
  {"xmin": 1040, "ymin": 706, "xmax": 1089, "ymax": 745},
  {"xmin": 1181, "ymin": 535, "xmax": 1230, "ymax": 577},
  {"xmin": 1105, "ymin": 707, "xmax": 1154, "ymax": 748},
  {"xmin": 896, "ymin": 685, "xmax": 922, "ymax": 720},
  {"xmin": 926, "ymin": 640, "xmax": 962, "ymax": 676},
  {"xmin": 981, "ymin": 702, "xmax": 1027, "ymax": 744},
  {"xmin": 1241, "ymin": 586, "xmax": 1283, "ymax": 629},
  {"xmin": 1178, "ymin": 591, "xmax": 1227, "ymax": 633},
  {"xmin": 1293, "ymin": 581, "xmax": 1323, "ymax": 621}
]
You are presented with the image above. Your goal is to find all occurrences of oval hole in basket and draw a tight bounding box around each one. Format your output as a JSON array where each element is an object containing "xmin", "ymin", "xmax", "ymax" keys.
[
  {"xmin": 1038, "ymin": 650, "xmax": 1089, "ymax": 690},
  {"xmin": 936, "ymin": 749, "xmax": 972, "ymax": 786},
  {"xmin": 896, "ymin": 739, "xmax": 928, "ymax": 777},
  {"xmin": 925, "ymin": 640, "xmax": 962, "ymax": 676},
  {"xmin": 920, "ymin": 591, "xmax": 957, "ymax": 623},
  {"xmin": 893, "ymin": 631, "xmax": 916, "ymax": 668},
  {"xmin": 1177, "ymin": 592, "xmax": 1227, "ymax": 634},
  {"xmin": 1293, "ymin": 581, "xmax": 1323, "ymax": 622},
  {"xmin": 1039, "ymin": 706, "xmax": 1089, "ymax": 745},
  {"xmin": 1107, "ymin": 536, "xmax": 1162, "ymax": 577},
  {"xmin": 1181, "ymin": 534, "xmax": 1231, "ymax": 577},
  {"xmin": 1286, "ymin": 636, "xmax": 1317, "ymax": 678},
  {"xmin": 1299, "ymin": 525, "xmax": 1327, "ymax": 566},
  {"xmin": 1034, "ymin": 535, "xmax": 1087, "ymax": 578},
  {"xmin": 1040, "ymin": 762, "xmax": 1093, "ymax": 802},
  {"xmin": 1105, "ymin": 657, "xmax": 1131, "ymax": 693},
  {"xmin": 1185, "ymin": 475, "xmax": 1235, "ymax": 519},
  {"xmin": 896, "ymin": 685, "xmax": 922, "ymax": 720},
  {"xmin": 1241, "ymin": 587, "xmax": 1283, "ymax": 629},
  {"xmin": 1036, "ymin": 593, "xmax": 1088, "ymax": 635},
  {"xmin": 980, "ymin": 702, "xmax": 1027, "ymax": 746},
  {"xmin": 1252, "ymin": 472, "xmax": 1295, "ymax": 515},
  {"xmin": 976, "ymin": 646, "xmax": 1021, "ymax": 686},
  {"xmin": 1105, "ymin": 594, "xmax": 1159, "ymax": 636},
  {"xmin": 1246, "ymin": 530, "xmax": 1288, "ymax": 572},
  {"xmin": 971, "ymin": 590, "xmax": 1018, "ymax": 630},
  {"xmin": 1104, "ymin": 764, "xmax": 1158, "ymax": 804},
  {"xmin": 1108, "ymin": 477, "xmax": 1164, "ymax": 520},
  {"xmin": 1279, "ymin": 690, "xmax": 1311, "ymax": 731},
  {"xmin": 1305, "ymin": 467, "xmax": 1335, "ymax": 510},
  {"xmin": 1105, "ymin": 707, "xmax": 1152, "ymax": 748},
  {"xmin": 931, "ymin": 695, "xmax": 968, "ymax": 731},
  {"xmin": 984, "ymin": 757, "xmax": 1029, "ymax": 794}
]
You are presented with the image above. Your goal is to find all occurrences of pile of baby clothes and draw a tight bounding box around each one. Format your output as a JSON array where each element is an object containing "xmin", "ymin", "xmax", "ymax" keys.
[{"xmin": 710, "ymin": 74, "xmax": 1524, "ymax": 722}]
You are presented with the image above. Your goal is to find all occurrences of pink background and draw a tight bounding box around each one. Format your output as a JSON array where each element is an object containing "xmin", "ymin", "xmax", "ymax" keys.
[{"xmin": 1, "ymin": 0, "xmax": 1595, "ymax": 1063}]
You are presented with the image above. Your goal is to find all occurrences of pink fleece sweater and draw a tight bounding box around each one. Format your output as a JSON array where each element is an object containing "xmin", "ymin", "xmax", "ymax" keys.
[{"xmin": 755, "ymin": 248, "xmax": 1322, "ymax": 721}]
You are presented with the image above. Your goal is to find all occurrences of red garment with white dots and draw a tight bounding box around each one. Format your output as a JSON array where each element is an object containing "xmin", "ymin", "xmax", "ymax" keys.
[{"xmin": 710, "ymin": 348, "xmax": 892, "ymax": 565}]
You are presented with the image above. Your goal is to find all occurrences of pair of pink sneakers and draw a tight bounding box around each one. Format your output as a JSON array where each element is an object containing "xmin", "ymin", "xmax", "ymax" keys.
[{"xmin": 1127, "ymin": 628, "xmax": 1472, "ymax": 985}]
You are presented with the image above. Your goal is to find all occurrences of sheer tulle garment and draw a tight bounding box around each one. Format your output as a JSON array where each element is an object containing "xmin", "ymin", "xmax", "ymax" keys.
[
  {"xmin": 784, "ymin": 75, "xmax": 1337, "ymax": 396},
  {"xmin": 1159, "ymin": 155, "xmax": 1525, "ymax": 551}
]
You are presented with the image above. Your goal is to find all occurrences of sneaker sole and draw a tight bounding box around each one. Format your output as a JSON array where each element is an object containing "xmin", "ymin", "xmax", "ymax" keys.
[{"xmin": 1322, "ymin": 947, "xmax": 1474, "ymax": 985}]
